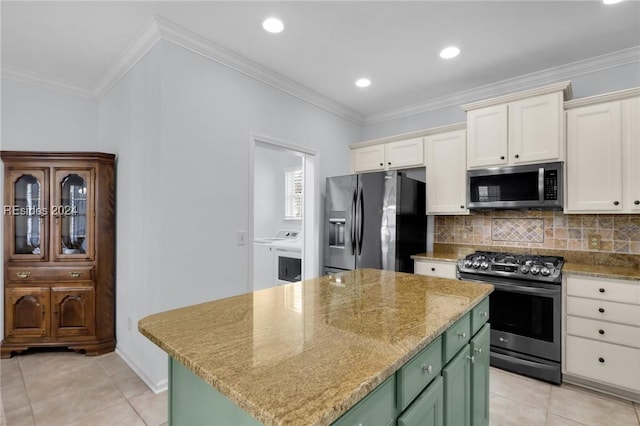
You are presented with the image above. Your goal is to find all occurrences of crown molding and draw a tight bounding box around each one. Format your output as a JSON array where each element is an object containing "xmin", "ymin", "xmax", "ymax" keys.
[
  {"xmin": 364, "ymin": 46, "xmax": 640, "ymax": 125},
  {"xmin": 461, "ymin": 81, "xmax": 572, "ymax": 111},
  {"xmin": 93, "ymin": 16, "xmax": 162, "ymax": 99},
  {"xmin": 351, "ymin": 122, "xmax": 466, "ymax": 148},
  {"xmin": 564, "ymin": 86, "xmax": 640, "ymax": 109},
  {"xmin": 1, "ymin": 65, "xmax": 95, "ymax": 99},
  {"xmin": 152, "ymin": 16, "xmax": 363, "ymax": 124}
]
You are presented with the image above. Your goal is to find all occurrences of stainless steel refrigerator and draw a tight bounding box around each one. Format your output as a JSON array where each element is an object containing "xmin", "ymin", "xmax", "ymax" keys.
[{"xmin": 323, "ymin": 171, "xmax": 426, "ymax": 274}]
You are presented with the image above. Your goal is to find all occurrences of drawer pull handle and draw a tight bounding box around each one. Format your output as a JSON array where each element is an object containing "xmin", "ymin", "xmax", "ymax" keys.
[
  {"xmin": 598, "ymin": 357, "xmax": 605, "ymax": 363},
  {"xmin": 598, "ymin": 288, "xmax": 605, "ymax": 293},
  {"xmin": 16, "ymin": 271, "xmax": 31, "ymax": 279},
  {"xmin": 457, "ymin": 331, "xmax": 467, "ymax": 339},
  {"xmin": 598, "ymin": 329, "xmax": 605, "ymax": 335},
  {"xmin": 69, "ymin": 271, "xmax": 82, "ymax": 279},
  {"xmin": 598, "ymin": 308, "xmax": 605, "ymax": 313},
  {"xmin": 421, "ymin": 364, "xmax": 433, "ymax": 374}
]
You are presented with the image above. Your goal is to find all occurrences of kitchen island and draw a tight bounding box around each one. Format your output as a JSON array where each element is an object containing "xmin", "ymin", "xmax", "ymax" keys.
[{"xmin": 139, "ymin": 269, "xmax": 493, "ymax": 425}]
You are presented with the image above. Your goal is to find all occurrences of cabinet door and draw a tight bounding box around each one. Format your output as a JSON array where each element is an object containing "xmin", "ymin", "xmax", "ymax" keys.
[
  {"xmin": 5, "ymin": 287, "xmax": 49, "ymax": 338},
  {"xmin": 623, "ymin": 97, "xmax": 640, "ymax": 212},
  {"xmin": 385, "ymin": 137, "xmax": 424, "ymax": 169},
  {"xmin": 566, "ymin": 102, "xmax": 623, "ymax": 212},
  {"xmin": 443, "ymin": 345, "xmax": 471, "ymax": 426},
  {"xmin": 470, "ymin": 324, "xmax": 490, "ymax": 426},
  {"xmin": 466, "ymin": 105, "xmax": 508, "ymax": 168},
  {"xmin": 509, "ymin": 92, "xmax": 563, "ymax": 165},
  {"xmin": 398, "ymin": 376, "xmax": 444, "ymax": 426},
  {"xmin": 426, "ymin": 130, "xmax": 469, "ymax": 214},
  {"xmin": 52, "ymin": 168, "xmax": 95, "ymax": 260},
  {"xmin": 351, "ymin": 145, "xmax": 385, "ymax": 173},
  {"xmin": 5, "ymin": 168, "xmax": 49, "ymax": 261},
  {"xmin": 51, "ymin": 287, "xmax": 95, "ymax": 337}
]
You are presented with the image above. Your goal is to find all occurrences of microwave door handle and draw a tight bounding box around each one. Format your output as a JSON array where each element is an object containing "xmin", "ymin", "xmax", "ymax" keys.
[{"xmin": 538, "ymin": 167, "xmax": 545, "ymax": 202}]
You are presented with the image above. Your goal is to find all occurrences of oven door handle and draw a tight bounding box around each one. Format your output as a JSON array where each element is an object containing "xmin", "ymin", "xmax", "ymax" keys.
[{"xmin": 491, "ymin": 281, "xmax": 559, "ymax": 296}]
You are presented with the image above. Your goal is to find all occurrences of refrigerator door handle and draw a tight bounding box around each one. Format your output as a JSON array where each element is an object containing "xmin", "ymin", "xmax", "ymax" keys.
[
  {"xmin": 357, "ymin": 187, "xmax": 364, "ymax": 255},
  {"xmin": 350, "ymin": 189, "xmax": 357, "ymax": 255}
]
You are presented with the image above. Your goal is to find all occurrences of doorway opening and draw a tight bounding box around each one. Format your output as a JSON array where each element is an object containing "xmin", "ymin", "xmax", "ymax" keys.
[{"xmin": 249, "ymin": 134, "xmax": 318, "ymax": 292}]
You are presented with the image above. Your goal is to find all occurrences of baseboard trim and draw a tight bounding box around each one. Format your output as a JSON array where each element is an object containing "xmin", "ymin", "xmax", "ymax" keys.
[{"xmin": 115, "ymin": 346, "xmax": 168, "ymax": 395}]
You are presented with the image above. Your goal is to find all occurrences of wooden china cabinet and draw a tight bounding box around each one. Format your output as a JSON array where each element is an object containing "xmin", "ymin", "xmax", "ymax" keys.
[{"xmin": 1, "ymin": 151, "xmax": 115, "ymax": 358}]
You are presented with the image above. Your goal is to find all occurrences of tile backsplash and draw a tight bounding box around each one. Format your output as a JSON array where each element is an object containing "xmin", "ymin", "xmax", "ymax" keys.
[{"xmin": 434, "ymin": 211, "xmax": 640, "ymax": 254}]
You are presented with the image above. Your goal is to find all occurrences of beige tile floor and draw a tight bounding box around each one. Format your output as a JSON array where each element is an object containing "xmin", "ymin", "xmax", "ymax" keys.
[{"xmin": 0, "ymin": 350, "xmax": 639, "ymax": 425}]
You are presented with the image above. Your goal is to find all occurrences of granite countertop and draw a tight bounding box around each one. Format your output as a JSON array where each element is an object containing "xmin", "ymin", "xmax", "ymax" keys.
[
  {"xmin": 138, "ymin": 269, "xmax": 493, "ymax": 426},
  {"xmin": 413, "ymin": 247, "xmax": 640, "ymax": 282}
]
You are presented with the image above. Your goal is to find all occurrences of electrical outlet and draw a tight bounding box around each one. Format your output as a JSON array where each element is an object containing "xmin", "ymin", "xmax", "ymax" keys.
[
  {"xmin": 588, "ymin": 234, "xmax": 601, "ymax": 250},
  {"xmin": 237, "ymin": 231, "xmax": 247, "ymax": 246},
  {"xmin": 127, "ymin": 316, "xmax": 132, "ymax": 331}
]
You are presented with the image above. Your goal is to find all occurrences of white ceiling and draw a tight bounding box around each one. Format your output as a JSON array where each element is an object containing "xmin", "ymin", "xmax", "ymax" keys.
[{"xmin": 2, "ymin": 1, "xmax": 640, "ymax": 121}]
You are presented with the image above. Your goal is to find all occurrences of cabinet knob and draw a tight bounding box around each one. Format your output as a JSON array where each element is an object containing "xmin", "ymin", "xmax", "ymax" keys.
[
  {"xmin": 379, "ymin": 163, "xmax": 383, "ymax": 166},
  {"xmin": 500, "ymin": 156, "xmax": 505, "ymax": 160},
  {"xmin": 598, "ymin": 288, "xmax": 605, "ymax": 293},
  {"xmin": 480, "ymin": 311, "xmax": 488, "ymax": 318},
  {"xmin": 431, "ymin": 267, "xmax": 436, "ymax": 272},
  {"xmin": 635, "ymin": 200, "xmax": 640, "ymax": 205},
  {"xmin": 421, "ymin": 364, "xmax": 433, "ymax": 374},
  {"xmin": 69, "ymin": 271, "xmax": 82, "ymax": 279},
  {"xmin": 598, "ymin": 357, "xmax": 605, "ymax": 363},
  {"xmin": 466, "ymin": 355, "xmax": 476, "ymax": 363},
  {"xmin": 598, "ymin": 307, "xmax": 605, "ymax": 313},
  {"xmin": 613, "ymin": 201, "xmax": 619, "ymax": 206},
  {"xmin": 460, "ymin": 205, "xmax": 465, "ymax": 209},
  {"xmin": 457, "ymin": 331, "xmax": 467, "ymax": 339},
  {"xmin": 474, "ymin": 348, "xmax": 482, "ymax": 354},
  {"xmin": 16, "ymin": 271, "xmax": 31, "ymax": 279},
  {"xmin": 514, "ymin": 154, "xmax": 520, "ymax": 159},
  {"xmin": 598, "ymin": 329, "xmax": 605, "ymax": 335},
  {"xmin": 387, "ymin": 162, "xmax": 391, "ymax": 165}
]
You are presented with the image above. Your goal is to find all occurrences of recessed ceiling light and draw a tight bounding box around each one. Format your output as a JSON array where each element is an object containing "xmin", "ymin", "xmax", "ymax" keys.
[
  {"xmin": 355, "ymin": 78, "xmax": 371, "ymax": 88},
  {"xmin": 602, "ymin": 0, "xmax": 624, "ymax": 4},
  {"xmin": 440, "ymin": 46, "xmax": 460, "ymax": 59},
  {"xmin": 262, "ymin": 17, "xmax": 284, "ymax": 33}
]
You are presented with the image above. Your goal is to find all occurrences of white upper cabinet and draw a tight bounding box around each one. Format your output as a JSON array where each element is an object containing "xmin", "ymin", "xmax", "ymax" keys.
[
  {"xmin": 425, "ymin": 129, "xmax": 469, "ymax": 215},
  {"xmin": 565, "ymin": 89, "xmax": 640, "ymax": 213},
  {"xmin": 351, "ymin": 137, "xmax": 424, "ymax": 173},
  {"xmin": 464, "ymin": 83, "xmax": 570, "ymax": 169},
  {"xmin": 351, "ymin": 144, "xmax": 385, "ymax": 173}
]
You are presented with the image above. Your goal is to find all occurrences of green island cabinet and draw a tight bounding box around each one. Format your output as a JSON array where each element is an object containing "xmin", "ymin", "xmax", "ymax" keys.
[{"xmin": 168, "ymin": 296, "xmax": 490, "ymax": 426}]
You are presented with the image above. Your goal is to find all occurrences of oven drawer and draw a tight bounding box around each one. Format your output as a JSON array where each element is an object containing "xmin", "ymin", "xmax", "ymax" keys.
[
  {"xmin": 443, "ymin": 313, "xmax": 471, "ymax": 363},
  {"xmin": 567, "ymin": 316, "xmax": 640, "ymax": 348},
  {"xmin": 566, "ymin": 276, "xmax": 640, "ymax": 305},
  {"xmin": 566, "ymin": 296, "xmax": 640, "ymax": 326},
  {"xmin": 566, "ymin": 335, "xmax": 640, "ymax": 392},
  {"xmin": 414, "ymin": 260, "xmax": 456, "ymax": 280}
]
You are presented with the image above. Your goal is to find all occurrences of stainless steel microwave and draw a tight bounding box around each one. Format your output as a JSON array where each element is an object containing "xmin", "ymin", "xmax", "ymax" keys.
[{"xmin": 467, "ymin": 162, "xmax": 563, "ymax": 210}]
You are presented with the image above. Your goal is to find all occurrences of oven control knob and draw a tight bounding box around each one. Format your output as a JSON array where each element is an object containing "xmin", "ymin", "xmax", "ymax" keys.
[
  {"xmin": 530, "ymin": 265, "xmax": 540, "ymax": 275},
  {"xmin": 540, "ymin": 267, "xmax": 551, "ymax": 276},
  {"xmin": 520, "ymin": 265, "xmax": 530, "ymax": 274},
  {"xmin": 472, "ymin": 260, "xmax": 480, "ymax": 269},
  {"xmin": 480, "ymin": 261, "xmax": 489, "ymax": 270},
  {"xmin": 464, "ymin": 259, "xmax": 473, "ymax": 268}
]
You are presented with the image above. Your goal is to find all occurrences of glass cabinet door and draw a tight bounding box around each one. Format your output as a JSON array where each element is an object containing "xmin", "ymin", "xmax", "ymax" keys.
[
  {"xmin": 7, "ymin": 169, "xmax": 48, "ymax": 261},
  {"xmin": 53, "ymin": 169, "xmax": 94, "ymax": 260}
]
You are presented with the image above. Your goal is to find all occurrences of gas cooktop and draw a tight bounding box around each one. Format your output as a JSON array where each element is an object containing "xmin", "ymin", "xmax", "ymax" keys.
[{"xmin": 457, "ymin": 251, "xmax": 564, "ymax": 284}]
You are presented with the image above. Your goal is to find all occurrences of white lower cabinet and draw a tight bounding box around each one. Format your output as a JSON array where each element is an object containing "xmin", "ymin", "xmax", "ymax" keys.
[
  {"xmin": 564, "ymin": 275, "xmax": 640, "ymax": 401},
  {"xmin": 414, "ymin": 259, "xmax": 457, "ymax": 280}
]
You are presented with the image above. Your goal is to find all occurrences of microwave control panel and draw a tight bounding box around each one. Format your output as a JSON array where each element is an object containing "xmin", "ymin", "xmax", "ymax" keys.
[{"xmin": 544, "ymin": 170, "xmax": 558, "ymax": 200}]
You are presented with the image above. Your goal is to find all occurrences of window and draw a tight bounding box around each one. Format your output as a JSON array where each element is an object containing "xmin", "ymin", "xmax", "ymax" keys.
[{"xmin": 284, "ymin": 168, "xmax": 303, "ymax": 219}]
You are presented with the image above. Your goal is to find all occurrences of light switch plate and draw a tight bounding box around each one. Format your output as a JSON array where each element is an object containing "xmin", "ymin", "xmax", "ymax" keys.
[{"xmin": 237, "ymin": 231, "xmax": 247, "ymax": 246}]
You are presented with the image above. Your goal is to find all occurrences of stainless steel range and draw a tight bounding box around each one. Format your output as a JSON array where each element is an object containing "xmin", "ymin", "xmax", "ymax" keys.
[{"xmin": 457, "ymin": 251, "xmax": 565, "ymax": 384}]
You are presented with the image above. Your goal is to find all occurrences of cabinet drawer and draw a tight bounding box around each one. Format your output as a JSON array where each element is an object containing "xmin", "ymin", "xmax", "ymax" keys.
[
  {"xmin": 398, "ymin": 376, "xmax": 443, "ymax": 426},
  {"xmin": 566, "ymin": 276, "xmax": 640, "ymax": 304},
  {"xmin": 8, "ymin": 266, "xmax": 94, "ymax": 282},
  {"xmin": 414, "ymin": 261, "xmax": 457, "ymax": 280},
  {"xmin": 397, "ymin": 337, "xmax": 442, "ymax": 411},
  {"xmin": 567, "ymin": 316, "xmax": 640, "ymax": 348},
  {"xmin": 471, "ymin": 297, "xmax": 490, "ymax": 335},
  {"xmin": 566, "ymin": 335, "xmax": 640, "ymax": 392},
  {"xmin": 567, "ymin": 296, "xmax": 640, "ymax": 326},
  {"xmin": 443, "ymin": 313, "xmax": 471, "ymax": 363},
  {"xmin": 332, "ymin": 375, "xmax": 396, "ymax": 426}
]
